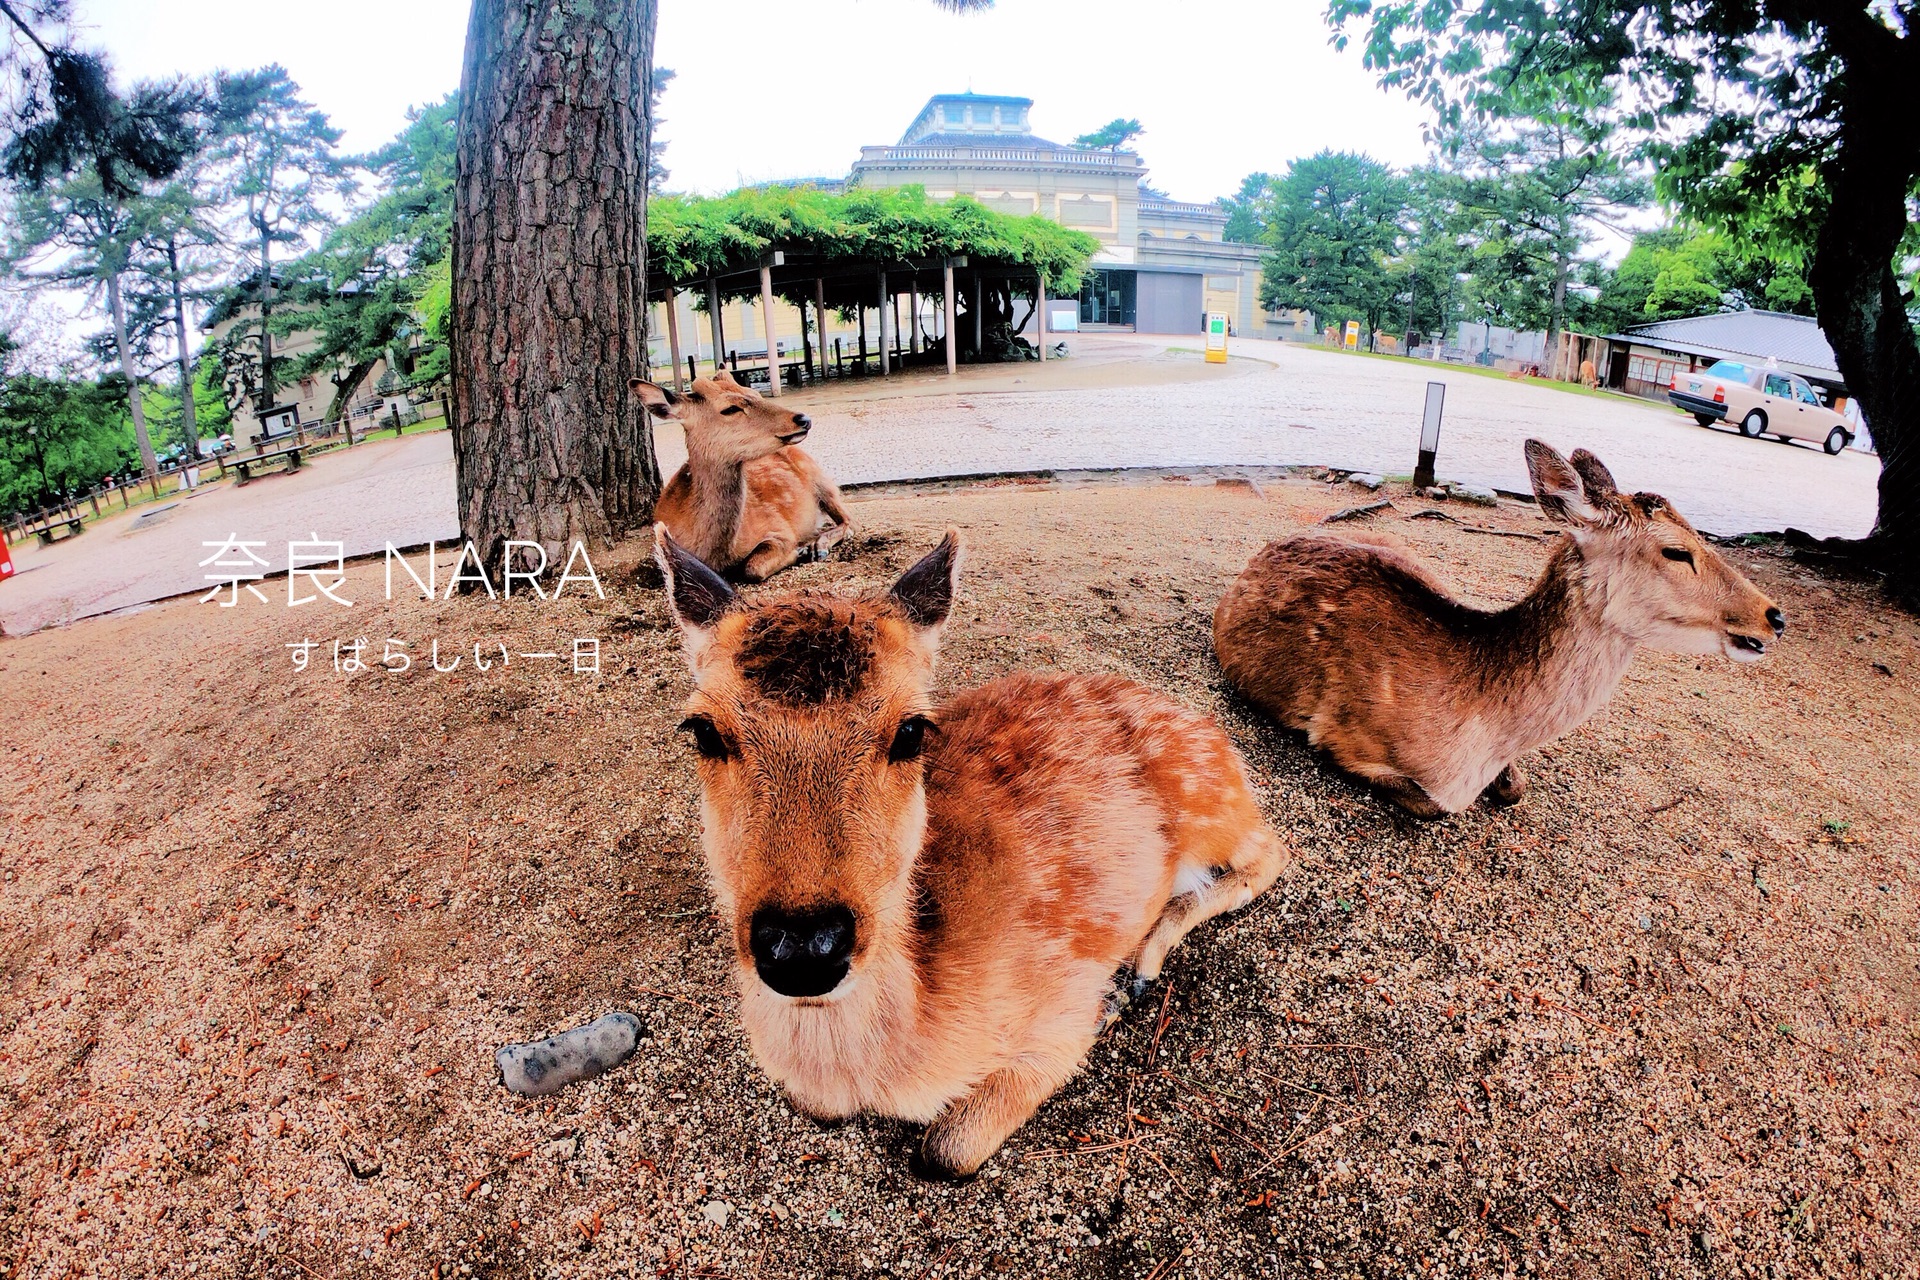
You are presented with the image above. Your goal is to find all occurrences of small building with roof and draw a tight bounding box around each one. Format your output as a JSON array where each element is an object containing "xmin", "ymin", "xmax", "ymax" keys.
[{"xmin": 1600, "ymin": 309, "xmax": 1868, "ymax": 448}]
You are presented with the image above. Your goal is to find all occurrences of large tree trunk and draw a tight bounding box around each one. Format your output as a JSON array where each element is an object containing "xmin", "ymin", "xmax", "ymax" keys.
[
  {"xmin": 167, "ymin": 236, "xmax": 199, "ymax": 463},
  {"xmin": 1809, "ymin": 68, "xmax": 1920, "ymax": 606},
  {"xmin": 451, "ymin": 0, "xmax": 661, "ymax": 580},
  {"xmin": 106, "ymin": 272, "xmax": 158, "ymax": 478}
]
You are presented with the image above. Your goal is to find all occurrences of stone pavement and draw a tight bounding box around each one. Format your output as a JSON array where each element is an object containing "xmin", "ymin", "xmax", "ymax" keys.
[{"xmin": 0, "ymin": 335, "xmax": 1882, "ymax": 635}]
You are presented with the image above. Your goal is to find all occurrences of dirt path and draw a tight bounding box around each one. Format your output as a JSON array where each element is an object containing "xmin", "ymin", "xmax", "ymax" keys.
[{"xmin": 1, "ymin": 477, "xmax": 1913, "ymax": 1278}]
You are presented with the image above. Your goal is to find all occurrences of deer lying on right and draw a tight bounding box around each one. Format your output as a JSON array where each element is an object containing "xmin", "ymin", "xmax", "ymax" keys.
[
  {"xmin": 1213, "ymin": 440, "xmax": 1784, "ymax": 817},
  {"xmin": 634, "ymin": 370, "xmax": 850, "ymax": 582},
  {"xmin": 656, "ymin": 525, "xmax": 1288, "ymax": 1176}
]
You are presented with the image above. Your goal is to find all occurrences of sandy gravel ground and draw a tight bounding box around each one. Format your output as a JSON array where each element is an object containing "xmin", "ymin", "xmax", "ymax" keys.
[{"xmin": 1, "ymin": 476, "xmax": 1915, "ymax": 1279}]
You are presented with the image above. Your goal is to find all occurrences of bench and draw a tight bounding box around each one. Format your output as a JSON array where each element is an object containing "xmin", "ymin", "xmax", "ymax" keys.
[
  {"xmin": 225, "ymin": 444, "xmax": 305, "ymax": 485},
  {"xmin": 33, "ymin": 513, "xmax": 85, "ymax": 546}
]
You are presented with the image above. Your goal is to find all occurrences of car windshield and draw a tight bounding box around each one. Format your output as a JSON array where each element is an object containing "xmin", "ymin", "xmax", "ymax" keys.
[{"xmin": 1704, "ymin": 360, "xmax": 1751, "ymax": 381}]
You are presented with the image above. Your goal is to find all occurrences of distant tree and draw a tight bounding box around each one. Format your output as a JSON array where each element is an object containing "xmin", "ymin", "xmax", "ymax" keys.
[
  {"xmin": 1073, "ymin": 117, "xmax": 1143, "ymax": 153},
  {"xmin": 0, "ymin": 363, "xmax": 135, "ymax": 509},
  {"xmin": 1391, "ymin": 166, "xmax": 1473, "ymax": 339},
  {"xmin": 1219, "ymin": 171, "xmax": 1273, "ymax": 244},
  {"xmin": 1327, "ymin": 0, "xmax": 1920, "ymax": 599},
  {"xmin": 1443, "ymin": 110, "xmax": 1646, "ymax": 361},
  {"xmin": 209, "ymin": 66, "xmax": 347, "ymax": 413},
  {"xmin": 647, "ymin": 67, "xmax": 674, "ymax": 194},
  {"xmin": 0, "ymin": 0, "xmax": 203, "ymax": 198},
  {"xmin": 1571, "ymin": 228, "xmax": 1812, "ymax": 335},
  {"xmin": 118, "ymin": 173, "xmax": 223, "ymax": 463},
  {"xmin": 1257, "ymin": 150, "xmax": 1407, "ymax": 341},
  {"xmin": 282, "ymin": 94, "xmax": 454, "ymax": 423},
  {"xmin": 7, "ymin": 172, "xmax": 164, "ymax": 475}
]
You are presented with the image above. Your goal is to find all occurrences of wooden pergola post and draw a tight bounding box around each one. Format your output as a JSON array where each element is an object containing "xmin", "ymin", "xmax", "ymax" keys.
[
  {"xmin": 943, "ymin": 257, "xmax": 961, "ymax": 376},
  {"xmin": 814, "ymin": 277, "xmax": 829, "ymax": 380},
  {"xmin": 706, "ymin": 279, "xmax": 725, "ymax": 374},
  {"xmin": 878, "ymin": 271, "xmax": 891, "ymax": 375},
  {"xmin": 759, "ymin": 259, "xmax": 782, "ymax": 397},
  {"xmin": 909, "ymin": 278, "xmax": 921, "ymax": 355},
  {"xmin": 663, "ymin": 286, "xmax": 685, "ymax": 392},
  {"xmin": 1036, "ymin": 268, "xmax": 1048, "ymax": 362}
]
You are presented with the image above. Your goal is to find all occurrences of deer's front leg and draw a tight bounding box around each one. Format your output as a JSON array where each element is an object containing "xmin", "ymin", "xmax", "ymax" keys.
[
  {"xmin": 1484, "ymin": 763, "xmax": 1528, "ymax": 806},
  {"xmin": 919, "ymin": 1045, "xmax": 1086, "ymax": 1178}
]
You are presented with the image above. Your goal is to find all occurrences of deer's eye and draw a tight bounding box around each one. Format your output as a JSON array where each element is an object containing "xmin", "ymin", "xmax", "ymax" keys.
[
  {"xmin": 1661, "ymin": 547, "xmax": 1695, "ymax": 568},
  {"xmin": 888, "ymin": 716, "xmax": 934, "ymax": 764},
  {"xmin": 719, "ymin": 404, "xmax": 745, "ymax": 416},
  {"xmin": 679, "ymin": 716, "xmax": 729, "ymax": 760}
]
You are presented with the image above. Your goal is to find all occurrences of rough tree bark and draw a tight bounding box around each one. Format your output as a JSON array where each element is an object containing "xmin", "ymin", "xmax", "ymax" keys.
[
  {"xmin": 451, "ymin": 0, "xmax": 662, "ymax": 580},
  {"xmin": 1808, "ymin": 15, "xmax": 1920, "ymax": 605}
]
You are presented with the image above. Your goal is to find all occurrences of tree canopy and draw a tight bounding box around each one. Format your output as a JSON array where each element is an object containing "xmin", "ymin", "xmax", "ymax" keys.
[
  {"xmin": 647, "ymin": 184, "xmax": 1103, "ymax": 304},
  {"xmin": 1254, "ymin": 151, "xmax": 1407, "ymax": 337},
  {"xmin": 1073, "ymin": 118, "xmax": 1143, "ymax": 153}
]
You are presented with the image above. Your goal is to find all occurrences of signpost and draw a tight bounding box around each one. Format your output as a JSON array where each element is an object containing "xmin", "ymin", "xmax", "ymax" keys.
[
  {"xmin": 1198, "ymin": 312, "xmax": 1228, "ymax": 362},
  {"xmin": 1204, "ymin": 312, "xmax": 1229, "ymax": 364},
  {"xmin": 1344, "ymin": 319, "xmax": 1361, "ymax": 349},
  {"xmin": 1414, "ymin": 380, "xmax": 1446, "ymax": 489}
]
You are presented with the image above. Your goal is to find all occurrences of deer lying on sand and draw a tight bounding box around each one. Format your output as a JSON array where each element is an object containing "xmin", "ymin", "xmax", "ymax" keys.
[
  {"xmin": 655, "ymin": 525, "xmax": 1288, "ymax": 1176},
  {"xmin": 1213, "ymin": 440, "xmax": 1784, "ymax": 817},
  {"xmin": 634, "ymin": 370, "xmax": 850, "ymax": 582}
]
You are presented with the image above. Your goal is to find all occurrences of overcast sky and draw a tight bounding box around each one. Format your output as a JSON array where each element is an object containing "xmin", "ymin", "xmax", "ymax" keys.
[{"xmin": 69, "ymin": 0, "xmax": 1436, "ymax": 202}]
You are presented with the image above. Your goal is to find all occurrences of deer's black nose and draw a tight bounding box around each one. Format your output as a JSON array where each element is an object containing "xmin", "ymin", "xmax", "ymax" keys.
[
  {"xmin": 1766, "ymin": 607, "xmax": 1785, "ymax": 635},
  {"xmin": 791, "ymin": 413, "xmax": 811, "ymax": 430},
  {"xmin": 749, "ymin": 905, "xmax": 854, "ymax": 998}
]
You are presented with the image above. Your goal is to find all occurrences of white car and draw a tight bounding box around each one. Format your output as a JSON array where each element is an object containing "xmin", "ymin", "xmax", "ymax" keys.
[{"xmin": 1668, "ymin": 360, "xmax": 1854, "ymax": 455}]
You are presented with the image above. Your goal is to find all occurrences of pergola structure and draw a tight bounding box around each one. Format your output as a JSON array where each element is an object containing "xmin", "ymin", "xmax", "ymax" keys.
[{"xmin": 643, "ymin": 187, "xmax": 1101, "ymax": 397}]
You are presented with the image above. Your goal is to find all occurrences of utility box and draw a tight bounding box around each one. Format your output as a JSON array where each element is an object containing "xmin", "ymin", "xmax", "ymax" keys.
[{"xmin": 1204, "ymin": 312, "xmax": 1229, "ymax": 364}]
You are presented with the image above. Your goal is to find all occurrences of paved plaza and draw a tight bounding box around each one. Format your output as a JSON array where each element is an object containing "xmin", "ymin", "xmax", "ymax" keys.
[{"xmin": 0, "ymin": 335, "xmax": 1882, "ymax": 633}]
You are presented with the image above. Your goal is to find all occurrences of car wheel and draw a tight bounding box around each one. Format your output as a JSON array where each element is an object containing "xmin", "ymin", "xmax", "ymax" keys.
[
  {"xmin": 1693, "ymin": 412, "xmax": 1717, "ymax": 427},
  {"xmin": 1825, "ymin": 427, "xmax": 1849, "ymax": 455},
  {"xmin": 1739, "ymin": 410, "xmax": 1766, "ymax": 438}
]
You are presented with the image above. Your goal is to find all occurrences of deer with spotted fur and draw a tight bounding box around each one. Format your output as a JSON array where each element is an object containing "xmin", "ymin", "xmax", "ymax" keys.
[
  {"xmin": 1213, "ymin": 440, "xmax": 1785, "ymax": 817},
  {"xmin": 634, "ymin": 370, "xmax": 850, "ymax": 582},
  {"xmin": 656, "ymin": 525, "xmax": 1289, "ymax": 1176}
]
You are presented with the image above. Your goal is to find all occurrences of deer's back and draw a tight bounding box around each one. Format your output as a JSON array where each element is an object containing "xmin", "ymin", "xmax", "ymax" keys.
[
  {"xmin": 915, "ymin": 672, "xmax": 1244, "ymax": 995},
  {"xmin": 1214, "ymin": 532, "xmax": 1490, "ymax": 744},
  {"xmin": 737, "ymin": 447, "xmax": 830, "ymax": 552}
]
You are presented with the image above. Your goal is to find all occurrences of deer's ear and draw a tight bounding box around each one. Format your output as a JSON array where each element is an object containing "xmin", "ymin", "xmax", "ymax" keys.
[
  {"xmin": 629, "ymin": 378, "xmax": 679, "ymax": 420},
  {"xmin": 711, "ymin": 368, "xmax": 743, "ymax": 389},
  {"xmin": 890, "ymin": 529, "xmax": 964, "ymax": 646},
  {"xmin": 1525, "ymin": 439, "xmax": 1603, "ymax": 526},
  {"xmin": 1568, "ymin": 448, "xmax": 1619, "ymax": 504},
  {"xmin": 655, "ymin": 524, "xmax": 733, "ymax": 666}
]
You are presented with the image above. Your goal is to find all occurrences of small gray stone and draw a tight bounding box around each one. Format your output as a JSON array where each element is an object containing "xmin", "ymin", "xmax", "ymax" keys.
[
  {"xmin": 495, "ymin": 1011, "xmax": 643, "ymax": 1097},
  {"xmin": 1449, "ymin": 483, "xmax": 1499, "ymax": 506},
  {"xmin": 1348, "ymin": 472, "xmax": 1386, "ymax": 491},
  {"xmin": 700, "ymin": 1201, "xmax": 732, "ymax": 1226}
]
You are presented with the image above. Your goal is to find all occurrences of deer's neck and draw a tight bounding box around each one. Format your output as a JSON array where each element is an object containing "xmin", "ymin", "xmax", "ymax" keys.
[
  {"xmin": 1479, "ymin": 538, "xmax": 1640, "ymax": 755},
  {"xmin": 681, "ymin": 436, "xmax": 750, "ymax": 566}
]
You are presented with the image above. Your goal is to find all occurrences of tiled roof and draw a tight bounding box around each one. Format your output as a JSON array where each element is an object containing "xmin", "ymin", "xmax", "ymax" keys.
[{"xmin": 1620, "ymin": 310, "xmax": 1837, "ymax": 376}]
